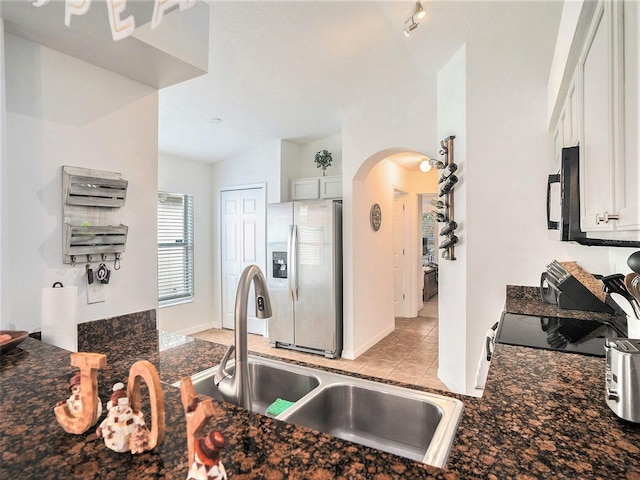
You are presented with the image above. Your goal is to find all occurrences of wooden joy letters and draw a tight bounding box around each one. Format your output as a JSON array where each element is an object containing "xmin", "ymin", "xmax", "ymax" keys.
[
  {"xmin": 127, "ymin": 360, "xmax": 166, "ymax": 450},
  {"xmin": 54, "ymin": 352, "xmax": 107, "ymax": 434},
  {"xmin": 54, "ymin": 353, "xmax": 165, "ymax": 453},
  {"xmin": 180, "ymin": 377, "xmax": 216, "ymax": 466}
]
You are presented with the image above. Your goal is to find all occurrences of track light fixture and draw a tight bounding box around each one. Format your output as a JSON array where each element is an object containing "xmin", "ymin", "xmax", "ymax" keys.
[
  {"xmin": 403, "ymin": 1, "xmax": 426, "ymax": 37},
  {"xmin": 404, "ymin": 20, "xmax": 418, "ymax": 37}
]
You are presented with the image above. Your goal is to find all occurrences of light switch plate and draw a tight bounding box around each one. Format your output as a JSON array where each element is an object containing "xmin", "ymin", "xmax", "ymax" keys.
[{"xmin": 87, "ymin": 282, "xmax": 106, "ymax": 304}]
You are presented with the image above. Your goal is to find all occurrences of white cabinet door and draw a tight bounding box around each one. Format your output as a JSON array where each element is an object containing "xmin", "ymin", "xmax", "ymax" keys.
[
  {"xmin": 564, "ymin": 81, "xmax": 579, "ymax": 146},
  {"xmin": 617, "ymin": 0, "xmax": 640, "ymax": 230},
  {"xmin": 290, "ymin": 178, "xmax": 319, "ymax": 200},
  {"xmin": 579, "ymin": 0, "xmax": 616, "ymax": 231},
  {"xmin": 569, "ymin": 81, "xmax": 579, "ymax": 146},
  {"xmin": 319, "ymin": 176, "xmax": 342, "ymax": 199},
  {"xmin": 579, "ymin": 0, "xmax": 639, "ymax": 233},
  {"xmin": 553, "ymin": 122, "xmax": 563, "ymax": 171},
  {"xmin": 291, "ymin": 176, "xmax": 342, "ymax": 200}
]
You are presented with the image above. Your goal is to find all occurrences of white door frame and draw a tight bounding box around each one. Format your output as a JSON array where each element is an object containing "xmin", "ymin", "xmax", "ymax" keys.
[
  {"xmin": 417, "ymin": 193, "xmax": 439, "ymax": 310},
  {"xmin": 219, "ymin": 183, "xmax": 267, "ymax": 334}
]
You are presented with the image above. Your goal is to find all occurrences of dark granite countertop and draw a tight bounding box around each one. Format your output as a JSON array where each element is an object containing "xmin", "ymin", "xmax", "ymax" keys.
[
  {"xmin": 505, "ymin": 285, "xmax": 626, "ymax": 322},
  {"xmin": 451, "ymin": 344, "xmax": 640, "ymax": 478},
  {"xmin": 2, "ymin": 290, "xmax": 639, "ymax": 479},
  {"xmin": 0, "ymin": 336, "xmax": 447, "ymax": 479}
]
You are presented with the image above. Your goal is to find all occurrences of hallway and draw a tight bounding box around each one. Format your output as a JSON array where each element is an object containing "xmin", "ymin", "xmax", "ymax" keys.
[{"xmin": 191, "ymin": 295, "xmax": 447, "ymax": 392}]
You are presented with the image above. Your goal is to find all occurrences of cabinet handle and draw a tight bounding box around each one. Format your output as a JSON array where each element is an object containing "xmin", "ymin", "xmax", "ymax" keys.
[{"xmin": 595, "ymin": 212, "xmax": 620, "ymax": 224}]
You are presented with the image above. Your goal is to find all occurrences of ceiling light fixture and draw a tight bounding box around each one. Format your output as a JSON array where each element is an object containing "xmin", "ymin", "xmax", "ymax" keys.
[
  {"xmin": 403, "ymin": 20, "xmax": 418, "ymax": 37},
  {"xmin": 419, "ymin": 159, "xmax": 432, "ymax": 172},
  {"xmin": 403, "ymin": 1, "xmax": 426, "ymax": 37}
]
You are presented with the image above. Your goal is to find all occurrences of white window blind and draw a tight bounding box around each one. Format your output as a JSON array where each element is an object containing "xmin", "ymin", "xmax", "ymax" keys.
[{"xmin": 158, "ymin": 192, "xmax": 194, "ymax": 305}]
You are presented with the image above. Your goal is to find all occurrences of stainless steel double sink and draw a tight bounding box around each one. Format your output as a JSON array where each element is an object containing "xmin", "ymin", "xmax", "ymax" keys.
[{"xmin": 176, "ymin": 355, "xmax": 463, "ymax": 468}]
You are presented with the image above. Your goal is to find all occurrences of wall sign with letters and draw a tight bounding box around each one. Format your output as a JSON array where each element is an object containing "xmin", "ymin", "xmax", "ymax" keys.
[{"xmin": 32, "ymin": 0, "xmax": 196, "ymax": 41}]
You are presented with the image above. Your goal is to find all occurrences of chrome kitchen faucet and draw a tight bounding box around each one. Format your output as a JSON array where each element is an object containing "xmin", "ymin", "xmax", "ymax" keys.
[{"xmin": 214, "ymin": 265, "xmax": 272, "ymax": 410}]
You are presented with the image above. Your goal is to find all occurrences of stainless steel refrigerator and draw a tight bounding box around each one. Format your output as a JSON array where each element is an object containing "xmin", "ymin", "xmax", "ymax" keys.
[{"xmin": 267, "ymin": 199, "xmax": 342, "ymax": 358}]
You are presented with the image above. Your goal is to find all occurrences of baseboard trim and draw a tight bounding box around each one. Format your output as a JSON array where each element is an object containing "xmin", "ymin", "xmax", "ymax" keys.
[
  {"xmin": 350, "ymin": 323, "xmax": 395, "ymax": 359},
  {"xmin": 173, "ymin": 322, "xmax": 218, "ymax": 336}
]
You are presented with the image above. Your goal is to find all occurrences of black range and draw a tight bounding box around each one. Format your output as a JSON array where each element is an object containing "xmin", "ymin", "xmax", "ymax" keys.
[{"xmin": 496, "ymin": 312, "xmax": 628, "ymax": 357}]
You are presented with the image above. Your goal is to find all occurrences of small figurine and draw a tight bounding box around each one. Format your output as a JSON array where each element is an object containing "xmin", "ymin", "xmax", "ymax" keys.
[
  {"xmin": 96, "ymin": 382, "xmax": 150, "ymax": 453},
  {"xmin": 54, "ymin": 352, "xmax": 107, "ymax": 435},
  {"xmin": 56, "ymin": 373, "xmax": 102, "ymax": 422},
  {"xmin": 187, "ymin": 430, "xmax": 227, "ymax": 480}
]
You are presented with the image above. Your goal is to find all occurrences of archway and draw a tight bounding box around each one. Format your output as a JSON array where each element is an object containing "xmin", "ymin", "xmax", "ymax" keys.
[{"xmin": 348, "ymin": 148, "xmax": 438, "ymax": 360}]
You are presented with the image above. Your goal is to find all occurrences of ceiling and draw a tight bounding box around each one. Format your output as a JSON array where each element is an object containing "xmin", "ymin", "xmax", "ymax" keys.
[
  {"xmin": 158, "ymin": 0, "xmax": 562, "ymax": 164},
  {"xmin": 2, "ymin": 0, "xmax": 561, "ymax": 165}
]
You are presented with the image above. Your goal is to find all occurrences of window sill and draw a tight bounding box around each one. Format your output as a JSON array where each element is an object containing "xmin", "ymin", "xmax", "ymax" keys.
[{"xmin": 159, "ymin": 297, "xmax": 194, "ymax": 308}]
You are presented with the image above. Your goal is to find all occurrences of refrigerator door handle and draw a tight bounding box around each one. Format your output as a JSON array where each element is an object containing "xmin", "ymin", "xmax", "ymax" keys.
[{"xmin": 290, "ymin": 224, "xmax": 299, "ymax": 302}]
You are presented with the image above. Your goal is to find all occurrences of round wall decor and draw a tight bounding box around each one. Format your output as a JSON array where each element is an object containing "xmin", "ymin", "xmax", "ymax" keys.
[{"xmin": 370, "ymin": 203, "xmax": 382, "ymax": 231}]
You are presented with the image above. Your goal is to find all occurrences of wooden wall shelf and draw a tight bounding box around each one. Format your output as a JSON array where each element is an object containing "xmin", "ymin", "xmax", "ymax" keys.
[
  {"xmin": 63, "ymin": 224, "xmax": 128, "ymax": 264},
  {"xmin": 64, "ymin": 173, "xmax": 128, "ymax": 208},
  {"xmin": 62, "ymin": 166, "xmax": 129, "ymax": 265}
]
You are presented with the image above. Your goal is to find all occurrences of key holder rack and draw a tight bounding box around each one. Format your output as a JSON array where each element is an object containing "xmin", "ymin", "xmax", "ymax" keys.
[
  {"xmin": 435, "ymin": 136, "xmax": 458, "ymax": 261},
  {"xmin": 62, "ymin": 166, "xmax": 128, "ymax": 266}
]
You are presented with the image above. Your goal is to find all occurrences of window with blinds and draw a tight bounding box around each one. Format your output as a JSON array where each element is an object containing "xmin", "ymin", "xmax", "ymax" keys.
[{"xmin": 158, "ymin": 192, "xmax": 194, "ymax": 305}]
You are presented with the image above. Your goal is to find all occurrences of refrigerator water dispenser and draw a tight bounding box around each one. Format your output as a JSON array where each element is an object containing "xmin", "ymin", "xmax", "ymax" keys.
[{"xmin": 272, "ymin": 252, "xmax": 288, "ymax": 279}]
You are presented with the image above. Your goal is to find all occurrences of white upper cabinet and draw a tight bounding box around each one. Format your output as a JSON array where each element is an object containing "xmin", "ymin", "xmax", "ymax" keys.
[
  {"xmin": 291, "ymin": 178, "xmax": 320, "ymax": 200},
  {"xmin": 566, "ymin": 82, "xmax": 579, "ymax": 147},
  {"xmin": 579, "ymin": 0, "xmax": 615, "ymax": 231},
  {"xmin": 572, "ymin": 0, "xmax": 639, "ymax": 233},
  {"xmin": 618, "ymin": 0, "xmax": 640, "ymax": 230},
  {"xmin": 290, "ymin": 176, "xmax": 342, "ymax": 201},
  {"xmin": 319, "ymin": 176, "xmax": 343, "ymax": 199},
  {"xmin": 553, "ymin": 78, "xmax": 578, "ymax": 170}
]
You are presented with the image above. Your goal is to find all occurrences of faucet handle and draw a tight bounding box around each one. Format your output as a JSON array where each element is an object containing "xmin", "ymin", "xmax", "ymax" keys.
[{"xmin": 214, "ymin": 344, "xmax": 235, "ymax": 385}]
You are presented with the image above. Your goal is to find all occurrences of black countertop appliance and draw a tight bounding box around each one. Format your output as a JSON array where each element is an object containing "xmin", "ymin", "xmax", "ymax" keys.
[{"xmin": 496, "ymin": 312, "xmax": 628, "ymax": 357}]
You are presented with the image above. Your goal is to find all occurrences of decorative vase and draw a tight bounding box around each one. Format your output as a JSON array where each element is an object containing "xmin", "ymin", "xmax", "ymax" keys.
[{"xmin": 322, "ymin": 167, "xmax": 327, "ymax": 177}]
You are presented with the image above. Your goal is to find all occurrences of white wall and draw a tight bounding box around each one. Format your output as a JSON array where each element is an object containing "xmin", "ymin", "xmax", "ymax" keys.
[
  {"xmin": 158, "ymin": 153, "xmax": 214, "ymax": 334},
  {"xmin": 436, "ymin": 44, "xmax": 468, "ymax": 394},
  {"xmin": 341, "ymin": 74, "xmax": 439, "ymax": 359},
  {"xmin": 458, "ymin": 12, "xmax": 618, "ymax": 396},
  {"xmin": 341, "ymin": 2, "xmax": 633, "ymax": 395},
  {"xmin": 210, "ymin": 139, "xmax": 284, "ymax": 328},
  {"xmin": 2, "ymin": 33, "xmax": 159, "ymax": 332},
  {"xmin": 212, "ymin": 139, "xmax": 282, "ymax": 204},
  {"xmin": 348, "ymin": 159, "xmax": 418, "ymax": 357},
  {"xmin": 435, "ymin": 9, "xmax": 633, "ymax": 396},
  {"xmin": 280, "ymin": 139, "xmax": 301, "ymax": 201}
]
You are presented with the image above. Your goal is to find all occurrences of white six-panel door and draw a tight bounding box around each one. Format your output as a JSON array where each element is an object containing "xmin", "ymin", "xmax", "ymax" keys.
[{"xmin": 220, "ymin": 187, "xmax": 266, "ymax": 334}]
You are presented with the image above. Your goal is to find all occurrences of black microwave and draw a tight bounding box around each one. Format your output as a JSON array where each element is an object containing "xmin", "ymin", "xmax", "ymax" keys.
[{"xmin": 546, "ymin": 146, "xmax": 640, "ymax": 248}]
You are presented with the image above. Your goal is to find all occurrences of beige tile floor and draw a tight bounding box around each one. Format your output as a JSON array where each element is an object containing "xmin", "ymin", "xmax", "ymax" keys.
[{"xmin": 191, "ymin": 295, "xmax": 447, "ymax": 392}]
